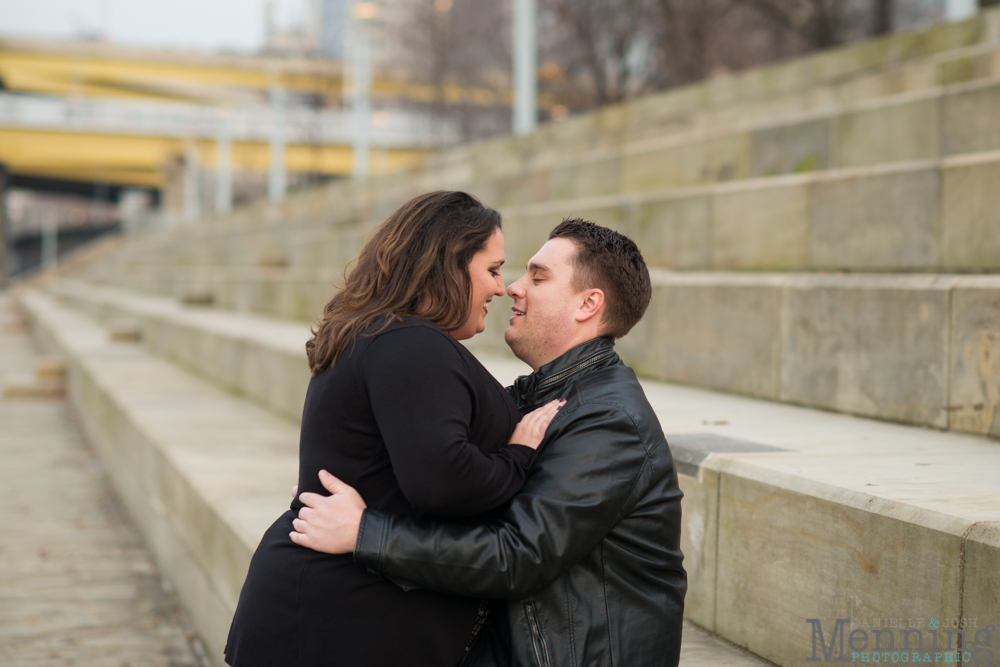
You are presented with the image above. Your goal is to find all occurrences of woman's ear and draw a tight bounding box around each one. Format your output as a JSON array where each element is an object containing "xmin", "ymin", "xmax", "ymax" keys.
[{"xmin": 575, "ymin": 288, "xmax": 605, "ymax": 324}]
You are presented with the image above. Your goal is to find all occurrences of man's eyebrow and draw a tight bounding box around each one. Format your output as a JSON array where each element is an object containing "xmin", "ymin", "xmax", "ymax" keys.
[{"xmin": 527, "ymin": 261, "xmax": 550, "ymax": 273}]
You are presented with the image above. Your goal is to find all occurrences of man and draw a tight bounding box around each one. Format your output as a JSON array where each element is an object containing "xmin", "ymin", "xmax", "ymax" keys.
[{"xmin": 291, "ymin": 219, "xmax": 687, "ymax": 666}]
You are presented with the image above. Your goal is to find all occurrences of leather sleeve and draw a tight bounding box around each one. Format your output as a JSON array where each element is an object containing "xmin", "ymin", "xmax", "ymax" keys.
[{"xmin": 354, "ymin": 402, "xmax": 651, "ymax": 599}]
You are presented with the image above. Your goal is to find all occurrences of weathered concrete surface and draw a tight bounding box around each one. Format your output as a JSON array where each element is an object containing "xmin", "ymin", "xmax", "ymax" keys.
[
  {"xmin": 835, "ymin": 93, "xmax": 941, "ymax": 167},
  {"xmin": 941, "ymin": 152, "xmax": 1000, "ymax": 271},
  {"xmin": 53, "ymin": 274, "xmax": 1000, "ymax": 437},
  {"xmin": 949, "ymin": 277, "xmax": 1000, "ymax": 437},
  {"xmin": 809, "ymin": 164, "xmax": 941, "ymax": 270},
  {"xmin": 780, "ymin": 274, "xmax": 954, "ymax": 428},
  {"xmin": 19, "ymin": 291, "xmax": 299, "ymax": 667},
  {"xmin": 712, "ymin": 178, "xmax": 810, "ymax": 270},
  {"xmin": 0, "ymin": 294, "xmax": 205, "ymax": 667},
  {"xmin": 632, "ymin": 272, "xmax": 784, "ymax": 400},
  {"xmin": 637, "ymin": 194, "xmax": 713, "ymax": 270}
]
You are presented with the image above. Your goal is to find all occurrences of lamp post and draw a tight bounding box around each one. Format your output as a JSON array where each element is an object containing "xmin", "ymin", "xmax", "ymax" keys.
[
  {"xmin": 350, "ymin": 2, "xmax": 379, "ymax": 179},
  {"xmin": 268, "ymin": 86, "xmax": 287, "ymax": 203},
  {"xmin": 944, "ymin": 0, "xmax": 978, "ymax": 21},
  {"xmin": 512, "ymin": 0, "xmax": 537, "ymax": 135}
]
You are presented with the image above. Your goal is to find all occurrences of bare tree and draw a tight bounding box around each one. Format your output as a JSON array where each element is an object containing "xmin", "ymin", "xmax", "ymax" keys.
[
  {"xmin": 872, "ymin": 0, "xmax": 895, "ymax": 35},
  {"xmin": 647, "ymin": 0, "xmax": 738, "ymax": 86},
  {"xmin": 734, "ymin": 0, "xmax": 871, "ymax": 49},
  {"xmin": 539, "ymin": 0, "xmax": 656, "ymax": 106}
]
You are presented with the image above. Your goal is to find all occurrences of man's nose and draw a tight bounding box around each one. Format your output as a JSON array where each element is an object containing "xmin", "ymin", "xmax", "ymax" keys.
[{"xmin": 507, "ymin": 276, "xmax": 525, "ymax": 299}]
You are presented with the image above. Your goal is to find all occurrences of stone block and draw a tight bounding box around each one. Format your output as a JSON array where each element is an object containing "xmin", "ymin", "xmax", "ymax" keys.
[
  {"xmin": 948, "ymin": 278, "xmax": 1000, "ymax": 437},
  {"xmin": 942, "ymin": 81, "xmax": 1000, "ymax": 156},
  {"xmin": 636, "ymin": 195, "xmax": 712, "ymax": 270},
  {"xmin": 677, "ymin": 467, "xmax": 720, "ymax": 632},
  {"xmin": 621, "ymin": 134, "xmax": 750, "ymax": 193},
  {"xmin": 555, "ymin": 156, "xmax": 624, "ymax": 202},
  {"xmin": 493, "ymin": 170, "xmax": 552, "ymax": 207},
  {"xmin": 780, "ymin": 275, "xmax": 953, "ymax": 427},
  {"xmin": 941, "ymin": 156, "xmax": 1000, "ymax": 271},
  {"xmin": 748, "ymin": 119, "xmax": 830, "ymax": 177},
  {"xmin": 810, "ymin": 167, "xmax": 941, "ymax": 270},
  {"xmin": 963, "ymin": 521, "xmax": 1000, "ymax": 667},
  {"xmin": 715, "ymin": 467, "xmax": 964, "ymax": 667},
  {"xmin": 835, "ymin": 96, "xmax": 941, "ymax": 167},
  {"xmin": 637, "ymin": 273, "xmax": 783, "ymax": 399},
  {"xmin": 712, "ymin": 179, "xmax": 810, "ymax": 270}
]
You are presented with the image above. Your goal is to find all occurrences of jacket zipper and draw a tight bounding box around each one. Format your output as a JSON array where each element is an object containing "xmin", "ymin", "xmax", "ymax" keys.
[
  {"xmin": 535, "ymin": 349, "xmax": 616, "ymax": 393},
  {"xmin": 524, "ymin": 602, "xmax": 552, "ymax": 667}
]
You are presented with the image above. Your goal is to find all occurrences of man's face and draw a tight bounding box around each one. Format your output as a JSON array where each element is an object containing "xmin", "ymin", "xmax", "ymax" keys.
[{"xmin": 505, "ymin": 237, "xmax": 583, "ymax": 370}]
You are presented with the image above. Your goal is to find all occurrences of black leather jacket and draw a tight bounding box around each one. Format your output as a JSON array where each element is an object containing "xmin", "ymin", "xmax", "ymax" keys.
[{"xmin": 355, "ymin": 337, "xmax": 687, "ymax": 667}]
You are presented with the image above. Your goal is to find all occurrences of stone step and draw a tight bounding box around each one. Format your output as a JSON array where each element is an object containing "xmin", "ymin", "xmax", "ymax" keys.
[
  {"xmin": 20, "ymin": 288, "xmax": 1000, "ymax": 667},
  {"xmin": 73, "ymin": 144, "xmax": 1000, "ymax": 283},
  {"xmin": 49, "ymin": 272, "xmax": 1000, "ymax": 453}
]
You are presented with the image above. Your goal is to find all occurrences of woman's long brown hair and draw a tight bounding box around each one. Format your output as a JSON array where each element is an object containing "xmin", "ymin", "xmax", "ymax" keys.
[{"xmin": 306, "ymin": 191, "xmax": 502, "ymax": 374}]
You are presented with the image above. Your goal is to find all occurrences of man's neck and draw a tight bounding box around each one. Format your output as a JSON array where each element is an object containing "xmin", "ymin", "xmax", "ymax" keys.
[{"xmin": 527, "ymin": 333, "xmax": 605, "ymax": 372}]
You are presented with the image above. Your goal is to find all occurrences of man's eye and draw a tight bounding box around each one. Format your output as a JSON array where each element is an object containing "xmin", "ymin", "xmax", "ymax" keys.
[{"xmin": 532, "ymin": 279, "xmax": 543, "ymax": 284}]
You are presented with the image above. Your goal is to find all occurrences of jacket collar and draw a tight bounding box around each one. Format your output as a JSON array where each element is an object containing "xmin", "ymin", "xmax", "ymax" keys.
[{"xmin": 508, "ymin": 336, "xmax": 618, "ymax": 410}]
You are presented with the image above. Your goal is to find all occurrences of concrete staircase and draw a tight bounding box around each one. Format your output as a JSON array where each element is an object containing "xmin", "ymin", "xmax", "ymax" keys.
[{"xmin": 15, "ymin": 9, "xmax": 1000, "ymax": 667}]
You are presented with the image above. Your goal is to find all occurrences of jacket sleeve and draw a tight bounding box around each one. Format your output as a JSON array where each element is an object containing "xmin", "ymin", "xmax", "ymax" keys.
[
  {"xmin": 354, "ymin": 402, "xmax": 650, "ymax": 599},
  {"xmin": 363, "ymin": 327, "xmax": 534, "ymax": 518}
]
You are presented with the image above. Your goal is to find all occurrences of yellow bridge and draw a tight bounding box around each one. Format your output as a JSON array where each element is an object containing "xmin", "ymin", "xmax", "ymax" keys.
[{"xmin": 0, "ymin": 38, "xmax": 503, "ymax": 194}]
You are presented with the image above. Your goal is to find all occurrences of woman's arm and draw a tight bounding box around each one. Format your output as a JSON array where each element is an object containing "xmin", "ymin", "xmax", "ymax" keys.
[{"xmin": 363, "ymin": 326, "xmax": 551, "ymax": 517}]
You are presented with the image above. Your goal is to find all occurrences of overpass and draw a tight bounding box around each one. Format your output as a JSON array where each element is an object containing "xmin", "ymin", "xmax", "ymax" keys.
[{"xmin": 0, "ymin": 36, "xmax": 505, "ymax": 200}]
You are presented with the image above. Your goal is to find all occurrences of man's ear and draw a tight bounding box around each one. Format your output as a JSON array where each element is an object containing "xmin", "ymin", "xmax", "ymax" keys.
[{"xmin": 575, "ymin": 288, "xmax": 605, "ymax": 324}]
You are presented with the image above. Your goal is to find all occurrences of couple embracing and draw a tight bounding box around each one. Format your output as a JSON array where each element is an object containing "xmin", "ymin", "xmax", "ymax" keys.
[{"xmin": 225, "ymin": 191, "xmax": 686, "ymax": 667}]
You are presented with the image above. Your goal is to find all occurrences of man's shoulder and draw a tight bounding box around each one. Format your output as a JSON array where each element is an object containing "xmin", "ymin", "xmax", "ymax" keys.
[{"xmin": 563, "ymin": 362, "xmax": 665, "ymax": 450}]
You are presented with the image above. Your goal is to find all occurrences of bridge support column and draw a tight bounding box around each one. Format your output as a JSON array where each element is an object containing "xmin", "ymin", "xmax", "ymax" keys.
[
  {"xmin": 215, "ymin": 123, "xmax": 233, "ymax": 216},
  {"xmin": 41, "ymin": 214, "xmax": 58, "ymax": 271},
  {"xmin": 946, "ymin": 0, "xmax": 978, "ymax": 20},
  {"xmin": 268, "ymin": 87, "xmax": 287, "ymax": 203},
  {"xmin": 0, "ymin": 164, "xmax": 7, "ymax": 287},
  {"xmin": 183, "ymin": 144, "xmax": 201, "ymax": 224}
]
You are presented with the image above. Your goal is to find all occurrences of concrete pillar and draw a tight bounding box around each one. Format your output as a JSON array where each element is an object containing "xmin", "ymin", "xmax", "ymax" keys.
[
  {"xmin": 268, "ymin": 87, "xmax": 287, "ymax": 203},
  {"xmin": 183, "ymin": 143, "xmax": 201, "ymax": 223},
  {"xmin": 945, "ymin": 0, "xmax": 978, "ymax": 20},
  {"xmin": 351, "ymin": 31, "xmax": 372, "ymax": 179},
  {"xmin": 512, "ymin": 0, "xmax": 537, "ymax": 135},
  {"xmin": 41, "ymin": 213, "xmax": 57, "ymax": 270},
  {"xmin": 215, "ymin": 121, "xmax": 234, "ymax": 216},
  {"xmin": 0, "ymin": 164, "xmax": 7, "ymax": 287}
]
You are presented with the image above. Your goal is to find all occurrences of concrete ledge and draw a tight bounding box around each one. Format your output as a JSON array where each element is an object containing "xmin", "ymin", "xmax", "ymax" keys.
[
  {"xmin": 54, "ymin": 272, "xmax": 1000, "ymax": 437},
  {"xmin": 77, "ymin": 150, "xmax": 1000, "ymax": 280},
  {"xmin": 22, "ymin": 289, "xmax": 1000, "ymax": 667},
  {"xmin": 18, "ymin": 290, "xmax": 299, "ymax": 667}
]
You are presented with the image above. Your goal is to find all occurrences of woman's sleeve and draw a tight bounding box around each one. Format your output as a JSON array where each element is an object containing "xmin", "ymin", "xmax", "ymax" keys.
[{"xmin": 362, "ymin": 327, "xmax": 534, "ymax": 517}]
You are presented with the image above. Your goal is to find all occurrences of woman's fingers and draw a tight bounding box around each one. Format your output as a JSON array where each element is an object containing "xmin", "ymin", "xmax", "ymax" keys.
[{"xmin": 508, "ymin": 398, "xmax": 566, "ymax": 449}]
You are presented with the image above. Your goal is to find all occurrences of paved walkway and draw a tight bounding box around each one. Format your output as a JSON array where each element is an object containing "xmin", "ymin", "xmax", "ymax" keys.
[{"xmin": 0, "ymin": 293, "xmax": 204, "ymax": 667}]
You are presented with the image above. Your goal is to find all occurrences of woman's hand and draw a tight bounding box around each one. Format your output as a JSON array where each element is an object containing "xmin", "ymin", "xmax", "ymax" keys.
[
  {"xmin": 291, "ymin": 470, "xmax": 367, "ymax": 554},
  {"xmin": 508, "ymin": 398, "xmax": 566, "ymax": 450}
]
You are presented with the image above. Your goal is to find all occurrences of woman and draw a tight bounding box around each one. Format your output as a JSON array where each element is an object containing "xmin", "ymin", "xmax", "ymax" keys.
[{"xmin": 225, "ymin": 191, "xmax": 561, "ymax": 667}]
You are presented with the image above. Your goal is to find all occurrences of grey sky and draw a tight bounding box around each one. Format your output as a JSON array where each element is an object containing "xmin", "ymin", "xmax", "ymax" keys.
[{"xmin": 0, "ymin": 0, "xmax": 307, "ymax": 53}]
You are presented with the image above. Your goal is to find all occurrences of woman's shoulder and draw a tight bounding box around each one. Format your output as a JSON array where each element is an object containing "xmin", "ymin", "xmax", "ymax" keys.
[{"xmin": 363, "ymin": 316, "xmax": 466, "ymax": 365}]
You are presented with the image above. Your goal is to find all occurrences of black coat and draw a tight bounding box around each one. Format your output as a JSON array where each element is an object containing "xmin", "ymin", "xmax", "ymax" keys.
[
  {"xmin": 355, "ymin": 336, "xmax": 687, "ymax": 667},
  {"xmin": 226, "ymin": 317, "xmax": 534, "ymax": 667}
]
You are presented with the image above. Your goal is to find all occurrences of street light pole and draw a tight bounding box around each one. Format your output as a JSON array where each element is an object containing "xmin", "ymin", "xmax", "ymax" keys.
[
  {"xmin": 352, "ymin": 29, "xmax": 372, "ymax": 179},
  {"xmin": 268, "ymin": 86, "xmax": 287, "ymax": 203},
  {"xmin": 944, "ymin": 0, "xmax": 977, "ymax": 21},
  {"xmin": 512, "ymin": 0, "xmax": 537, "ymax": 135}
]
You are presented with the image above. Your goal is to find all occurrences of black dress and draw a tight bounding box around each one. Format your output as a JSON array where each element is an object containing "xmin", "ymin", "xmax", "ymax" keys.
[{"xmin": 225, "ymin": 317, "xmax": 531, "ymax": 667}]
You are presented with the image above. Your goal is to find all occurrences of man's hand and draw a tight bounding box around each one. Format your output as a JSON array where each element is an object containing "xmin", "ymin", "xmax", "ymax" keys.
[{"xmin": 290, "ymin": 470, "xmax": 367, "ymax": 554}]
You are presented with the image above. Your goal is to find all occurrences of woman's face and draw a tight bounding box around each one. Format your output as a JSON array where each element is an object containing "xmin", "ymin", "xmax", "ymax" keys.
[{"xmin": 450, "ymin": 229, "xmax": 506, "ymax": 341}]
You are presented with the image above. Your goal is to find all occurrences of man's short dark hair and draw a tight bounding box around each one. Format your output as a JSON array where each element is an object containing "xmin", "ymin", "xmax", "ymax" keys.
[{"xmin": 549, "ymin": 219, "xmax": 652, "ymax": 339}]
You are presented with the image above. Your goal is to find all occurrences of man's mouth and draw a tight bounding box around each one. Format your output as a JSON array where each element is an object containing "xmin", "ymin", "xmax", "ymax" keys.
[{"xmin": 510, "ymin": 307, "xmax": 526, "ymax": 322}]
